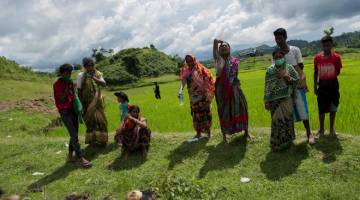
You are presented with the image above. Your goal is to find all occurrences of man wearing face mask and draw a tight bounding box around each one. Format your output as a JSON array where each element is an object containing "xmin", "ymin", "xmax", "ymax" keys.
[{"xmin": 273, "ymin": 28, "xmax": 315, "ymax": 144}]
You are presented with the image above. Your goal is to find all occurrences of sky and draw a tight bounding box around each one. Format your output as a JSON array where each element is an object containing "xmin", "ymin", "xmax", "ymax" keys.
[{"xmin": 0, "ymin": 0, "xmax": 359, "ymax": 71}]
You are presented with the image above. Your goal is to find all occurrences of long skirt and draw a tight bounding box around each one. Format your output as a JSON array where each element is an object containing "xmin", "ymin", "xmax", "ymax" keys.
[
  {"xmin": 190, "ymin": 98, "xmax": 212, "ymax": 133},
  {"xmin": 215, "ymin": 79, "xmax": 248, "ymax": 135},
  {"xmin": 83, "ymin": 91, "xmax": 108, "ymax": 145},
  {"xmin": 115, "ymin": 127, "xmax": 151, "ymax": 152},
  {"xmin": 269, "ymin": 97, "xmax": 295, "ymax": 150}
]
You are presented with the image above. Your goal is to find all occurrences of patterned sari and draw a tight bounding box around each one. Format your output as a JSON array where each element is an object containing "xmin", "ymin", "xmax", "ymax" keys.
[
  {"xmin": 80, "ymin": 70, "xmax": 108, "ymax": 145},
  {"xmin": 114, "ymin": 117, "xmax": 151, "ymax": 152},
  {"xmin": 264, "ymin": 64, "xmax": 298, "ymax": 149},
  {"xmin": 215, "ymin": 55, "xmax": 248, "ymax": 135},
  {"xmin": 180, "ymin": 55, "xmax": 215, "ymax": 133}
]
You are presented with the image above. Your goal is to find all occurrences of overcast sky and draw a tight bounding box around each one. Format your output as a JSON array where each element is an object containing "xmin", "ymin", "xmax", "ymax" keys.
[{"xmin": 0, "ymin": 0, "xmax": 359, "ymax": 71}]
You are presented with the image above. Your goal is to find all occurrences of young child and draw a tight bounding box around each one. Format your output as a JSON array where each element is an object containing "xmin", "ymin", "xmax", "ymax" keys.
[{"xmin": 114, "ymin": 91, "xmax": 131, "ymax": 123}]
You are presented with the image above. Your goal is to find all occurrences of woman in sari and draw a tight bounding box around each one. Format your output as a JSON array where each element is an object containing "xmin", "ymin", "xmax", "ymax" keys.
[
  {"xmin": 213, "ymin": 39, "xmax": 249, "ymax": 143},
  {"xmin": 114, "ymin": 105, "xmax": 151, "ymax": 160},
  {"xmin": 264, "ymin": 48, "xmax": 299, "ymax": 150},
  {"xmin": 77, "ymin": 57, "xmax": 108, "ymax": 146},
  {"xmin": 178, "ymin": 54, "xmax": 215, "ymax": 139}
]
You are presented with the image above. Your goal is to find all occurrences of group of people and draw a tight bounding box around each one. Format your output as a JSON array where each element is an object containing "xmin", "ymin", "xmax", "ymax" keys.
[
  {"xmin": 54, "ymin": 58, "xmax": 151, "ymax": 167},
  {"xmin": 53, "ymin": 27, "xmax": 342, "ymax": 167},
  {"xmin": 179, "ymin": 28, "xmax": 342, "ymax": 151}
]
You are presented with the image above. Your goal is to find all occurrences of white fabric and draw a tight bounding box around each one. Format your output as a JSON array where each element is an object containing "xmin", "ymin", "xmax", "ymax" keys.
[
  {"xmin": 76, "ymin": 72, "xmax": 105, "ymax": 89},
  {"xmin": 284, "ymin": 45, "xmax": 303, "ymax": 66}
]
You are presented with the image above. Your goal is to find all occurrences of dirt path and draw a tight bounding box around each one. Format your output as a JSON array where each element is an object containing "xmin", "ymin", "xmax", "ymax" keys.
[{"xmin": 0, "ymin": 96, "xmax": 56, "ymax": 113}]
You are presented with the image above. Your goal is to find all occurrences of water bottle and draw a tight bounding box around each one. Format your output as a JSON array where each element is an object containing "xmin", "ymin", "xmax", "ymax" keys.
[{"xmin": 178, "ymin": 93, "xmax": 184, "ymax": 106}]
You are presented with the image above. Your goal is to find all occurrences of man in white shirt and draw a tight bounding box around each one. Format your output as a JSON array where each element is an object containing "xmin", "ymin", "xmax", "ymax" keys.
[{"xmin": 273, "ymin": 28, "xmax": 315, "ymax": 144}]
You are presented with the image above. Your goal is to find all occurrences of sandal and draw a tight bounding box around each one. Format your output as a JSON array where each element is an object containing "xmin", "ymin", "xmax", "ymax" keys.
[{"xmin": 80, "ymin": 158, "xmax": 92, "ymax": 168}]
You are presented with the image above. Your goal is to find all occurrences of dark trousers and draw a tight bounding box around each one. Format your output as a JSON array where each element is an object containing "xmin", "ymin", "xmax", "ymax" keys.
[
  {"xmin": 59, "ymin": 109, "xmax": 82, "ymax": 158},
  {"xmin": 155, "ymin": 92, "xmax": 161, "ymax": 99}
]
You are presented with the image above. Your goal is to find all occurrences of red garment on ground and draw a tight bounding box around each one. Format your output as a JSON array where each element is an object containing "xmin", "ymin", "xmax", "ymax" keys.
[
  {"xmin": 314, "ymin": 52, "xmax": 342, "ymax": 80},
  {"xmin": 53, "ymin": 79, "xmax": 74, "ymax": 111}
]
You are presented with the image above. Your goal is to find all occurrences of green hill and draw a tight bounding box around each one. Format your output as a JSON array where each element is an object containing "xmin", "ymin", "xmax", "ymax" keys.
[
  {"xmin": 95, "ymin": 47, "xmax": 180, "ymax": 85},
  {"xmin": 0, "ymin": 56, "xmax": 53, "ymax": 82}
]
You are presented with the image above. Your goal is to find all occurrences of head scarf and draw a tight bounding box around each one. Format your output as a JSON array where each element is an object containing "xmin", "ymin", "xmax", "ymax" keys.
[{"xmin": 180, "ymin": 54, "xmax": 215, "ymax": 102}]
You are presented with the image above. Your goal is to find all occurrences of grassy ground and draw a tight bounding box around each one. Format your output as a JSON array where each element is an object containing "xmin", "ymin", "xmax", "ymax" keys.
[{"xmin": 0, "ymin": 53, "xmax": 360, "ymax": 199}]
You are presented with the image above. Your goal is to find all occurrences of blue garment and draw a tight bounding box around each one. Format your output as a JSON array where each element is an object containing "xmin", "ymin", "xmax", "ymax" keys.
[{"xmin": 119, "ymin": 101, "xmax": 129, "ymax": 122}]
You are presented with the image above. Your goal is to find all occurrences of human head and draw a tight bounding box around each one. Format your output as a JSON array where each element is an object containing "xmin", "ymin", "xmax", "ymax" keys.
[
  {"xmin": 274, "ymin": 28, "xmax": 287, "ymax": 46},
  {"xmin": 129, "ymin": 105, "xmax": 140, "ymax": 118},
  {"xmin": 219, "ymin": 42, "xmax": 231, "ymax": 57},
  {"xmin": 126, "ymin": 190, "xmax": 142, "ymax": 200},
  {"xmin": 272, "ymin": 48, "xmax": 285, "ymax": 67},
  {"xmin": 114, "ymin": 91, "xmax": 129, "ymax": 103},
  {"xmin": 58, "ymin": 63, "xmax": 73, "ymax": 77},
  {"xmin": 82, "ymin": 57, "xmax": 95, "ymax": 73},
  {"xmin": 185, "ymin": 55, "xmax": 196, "ymax": 69},
  {"xmin": 321, "ymin": 35, "xmax": 333, "ymax": 54}
]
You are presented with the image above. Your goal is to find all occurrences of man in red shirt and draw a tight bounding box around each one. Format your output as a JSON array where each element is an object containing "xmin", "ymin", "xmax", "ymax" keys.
[
  {"xmin": 54, "ymin": 64, "xmax": 91, "ymax": 167},
  {"xmin": 314, "ymin": 35, "xmax": 342, "ymax": 137}
]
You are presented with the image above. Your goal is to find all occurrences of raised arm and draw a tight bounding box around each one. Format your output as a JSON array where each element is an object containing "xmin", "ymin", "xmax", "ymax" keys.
[{"xmin": 213, "ymin": 38, "xmax": 222, "ymax": 60}]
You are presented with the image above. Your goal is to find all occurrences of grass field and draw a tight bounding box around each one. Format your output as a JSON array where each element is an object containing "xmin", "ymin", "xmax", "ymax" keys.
[{"xmin": 0, "ymin": 53, "xmax": 360, "ymax": 199}]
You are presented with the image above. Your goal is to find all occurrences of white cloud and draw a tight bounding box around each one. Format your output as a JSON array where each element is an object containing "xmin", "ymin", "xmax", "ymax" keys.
[{"xmin": 0, "ymin": 0, "xmax": 359, "ymax": 70}]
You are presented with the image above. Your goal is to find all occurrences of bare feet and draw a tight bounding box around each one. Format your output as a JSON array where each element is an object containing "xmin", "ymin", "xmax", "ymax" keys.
[
  {"xmin": 316, "ymin": 130, "xmax": 325, "ymax": 138},
  {"xmin": 206, "ymin": 131, "xmax": 211, "ymax": 139},
  {"xmin": 244, "ymin": 130, "xmax": 253, "ymax": 140},
  {"xmin": 329, "ymin": 130, "xmax": 337, "ymax": 138},
  {"xmin": 223, "ymin": 135, "xmax": 228, "ymax": 144},
  {"xmin": 308, "ymin": 134, "xmax": 316, "ymax": 145}
]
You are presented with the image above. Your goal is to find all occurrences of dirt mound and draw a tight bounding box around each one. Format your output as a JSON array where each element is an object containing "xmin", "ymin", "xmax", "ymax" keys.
[{"xmin": 0, "ymin": 96, "xmax": 56, "ymax": 113}]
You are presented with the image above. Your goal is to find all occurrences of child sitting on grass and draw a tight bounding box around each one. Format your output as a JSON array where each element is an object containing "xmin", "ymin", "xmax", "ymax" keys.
[{"xmin": 114, "ymin": 105, "xmax": 151, "ymax": 160}]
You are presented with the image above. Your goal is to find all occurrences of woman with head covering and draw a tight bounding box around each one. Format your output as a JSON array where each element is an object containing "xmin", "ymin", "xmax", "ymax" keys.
[
  {"xmin": 178, "ymin": 54, "xmax": 215, "ymax": 139},
  {"xmin": 264, "ymin": 48, "xmax": 299, "ymax": 150},
  {"xmin": 77, "ymin": 57, "xmax": 108, "ymax": 146},
  {"xmin": 213, "ymin": 39, "xmax": 249, "ymax": 143}
]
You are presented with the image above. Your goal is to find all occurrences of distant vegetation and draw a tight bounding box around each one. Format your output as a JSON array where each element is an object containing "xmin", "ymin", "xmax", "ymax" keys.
[
  {"xmin": 0, "ymin": 56, "xmax": 54, "ymax": 82},
  {"xmin": 95, "ymin": 45, "xmax": 182, "ymax": 85}
]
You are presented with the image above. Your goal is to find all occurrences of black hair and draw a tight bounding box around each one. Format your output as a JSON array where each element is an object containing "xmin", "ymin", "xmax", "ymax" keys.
[
  {"xmin": 58, "ymin": 63, "xmax": 73, "ymax": 76},
  {"xmin": 114, "ymin": 91, "xmax": 129, "ymax": 102},
  {"xmin": 129, "ymin": 105, "xmax": 140, "ymax": 113},
  {"xmin": 82, "ymin": 57, "xmax": 95, "ymax": 67},
  {"xmin": 272, "ymin": 47, "xmax": 285, "ymax": 57},
  {"xmin": 321, "ymin": 35, "xmax": 333, "ymax": 44},
  {"xmin": 273, "ymin": 28, "xmax": 287, "ymax": 39}
]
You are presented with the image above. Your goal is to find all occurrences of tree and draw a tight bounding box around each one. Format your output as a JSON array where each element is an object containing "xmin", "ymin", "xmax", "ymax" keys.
[{"xmin": 150, "ymin": 44, "xmax": 157, "ymax": 50}]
